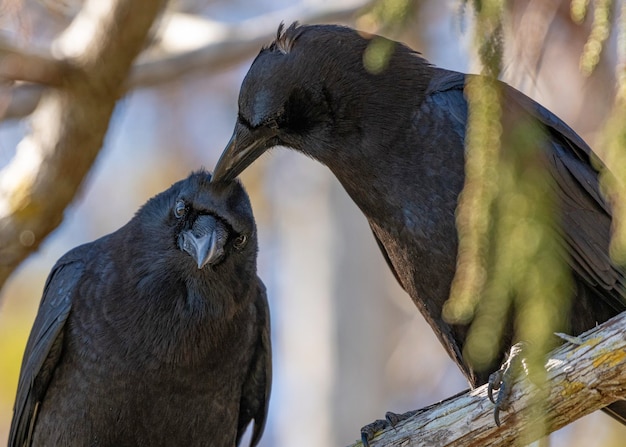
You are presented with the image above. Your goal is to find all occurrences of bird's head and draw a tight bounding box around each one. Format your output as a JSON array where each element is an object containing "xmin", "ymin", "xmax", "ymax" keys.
[
  {"xmin": 137, "ymin": 170, "xmax": 256, "ymax": 273},
  {"xmin": 211, "ymin": 22, "xmax": 407, "ymax": 184}
]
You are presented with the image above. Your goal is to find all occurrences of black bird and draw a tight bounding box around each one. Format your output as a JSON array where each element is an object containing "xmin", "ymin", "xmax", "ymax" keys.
[
  {"xmin": 211, "ymin": 22, "xmax": 626, "ymax": 433},
  {"xmin": 10, "ymin": 171, "xmax": 271, "ymax": 447}
]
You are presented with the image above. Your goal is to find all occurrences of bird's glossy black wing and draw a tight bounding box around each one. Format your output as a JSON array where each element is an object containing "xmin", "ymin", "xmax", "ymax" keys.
[
  {"xmin": 428, "ymin": 70, "xmax": 626, "ymax": 308},
  {"xmin": 236, "ymin": 279, "xmax": 272, "ymax": 447},
  {"xmin": 9, "ymin": 258, "xmax": 84, "ymax": 447},
  {"xmin": 503, "ymin": 86, "xmax": 626, "ymax": 310},
  {"xmin": 422, "ymin": 70, "xmax": 470, "ymax": 147}
]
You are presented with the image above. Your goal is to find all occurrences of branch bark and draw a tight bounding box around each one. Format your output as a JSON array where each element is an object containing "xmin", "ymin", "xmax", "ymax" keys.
[
  {"xmin": 0, "ymin": 0, "xmax": 167, "ymax": 290},
  {"xmin": 347, "ymin": 312, "xmax": 626, "ymax": 447},
  {"xmin": 0, "ymin": 40, "xmax": 74, "ymax": 86}
]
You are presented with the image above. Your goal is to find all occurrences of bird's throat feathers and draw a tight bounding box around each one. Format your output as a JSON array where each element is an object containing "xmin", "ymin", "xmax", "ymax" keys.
[{"xmin": 183, "ymin": 273, "xmax": 253, "ymax": 320}]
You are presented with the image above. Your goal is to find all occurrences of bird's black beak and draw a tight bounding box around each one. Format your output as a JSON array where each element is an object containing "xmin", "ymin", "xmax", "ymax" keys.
[
  {"xmin": 211, "ymin": 122, "xmax": 274, "ymax": 184},
  {"xmin": 179, "ymin": 215, "xmax": 226, "ymax": 269}
]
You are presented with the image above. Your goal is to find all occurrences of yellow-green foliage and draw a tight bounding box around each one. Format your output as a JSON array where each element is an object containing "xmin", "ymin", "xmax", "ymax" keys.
[
  {"xmin": 578, "ymin": 0, "xmax": 614, "ymax": 76},
  {"xmin": 359, "ymin": 0, "xmax": 416, "ymax": 74},
  {"xmin": 447, "ymin": 1, "xmax": 574, "ymax": 442}
]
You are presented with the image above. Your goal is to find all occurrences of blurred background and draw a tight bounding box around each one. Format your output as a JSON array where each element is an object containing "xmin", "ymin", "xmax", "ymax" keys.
[{"xmin": 1, "ymin": 0, "xmax": 625, "ymax": 445}]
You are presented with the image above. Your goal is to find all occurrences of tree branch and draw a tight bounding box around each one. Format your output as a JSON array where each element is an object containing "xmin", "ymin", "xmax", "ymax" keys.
[
  {"xmin": 0, "ymin": 0, "xmax": 167, "ymax": 291},
  {"xmin": 0, "ymin": 82, "xmax": 41, "ymax": 120},
  {"xmin": 1, "ymin": 0, "xmax": 373, "ymax": 120},
  {"xmin": 132, "ymin": 0, "xmax": 372, "ymax": 86},
  {"xmin": 0, "ymin": 39, "xmax": 75, "ymax": 86},
  {"xmin": 348, "ymin": 312, "xmax": 626, "ymax": 446}
]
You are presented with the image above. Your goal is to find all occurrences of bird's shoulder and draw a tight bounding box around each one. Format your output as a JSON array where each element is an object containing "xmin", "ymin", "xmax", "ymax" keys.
[{"xmin": 410, "ymin": 68, "xmax": 468, "ymax": 139}]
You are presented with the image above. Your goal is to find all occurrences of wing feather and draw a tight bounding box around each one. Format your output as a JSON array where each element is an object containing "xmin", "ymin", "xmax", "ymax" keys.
[
  {"xmin": 9, "ymin": 259, "xmax": 83, "ymax": 447},
  {"xmin": 236, "ymin": 279, "xmax": 272, "ymax": 447}
]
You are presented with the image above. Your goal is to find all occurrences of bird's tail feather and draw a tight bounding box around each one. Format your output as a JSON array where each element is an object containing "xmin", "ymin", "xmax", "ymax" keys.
[{"xmin": 602, "ymin": 401, "xmax": 626, "ymax": 425}]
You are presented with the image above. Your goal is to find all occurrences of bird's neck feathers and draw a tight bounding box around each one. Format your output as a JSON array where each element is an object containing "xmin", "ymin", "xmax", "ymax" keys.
[
  {"xmin": 102, "ymin": 244, "xmax": 256, "ymax": 363},
  {"xmin": 183, "ymin": 270, "xmax": 256, "ymax": 319},
  {"xmin": 323, "ymin": 41, "xmax": 432, "ymax": 123},
  {"xmin": 314, "ymin": 55, "xmax": 434, "ymax": 215}
]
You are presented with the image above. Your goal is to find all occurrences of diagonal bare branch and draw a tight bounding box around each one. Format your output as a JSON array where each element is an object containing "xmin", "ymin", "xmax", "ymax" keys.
[
  {"xmin": 0, "ymin": 38, "xmax": 76, "ymax": 86},
  {"xmin": 1, "ymin": 0, "xmax": 373, "ymax": 120},
  {"xmin": 348, "ymin": 311, "xmax": 626, "ymax": 447}
]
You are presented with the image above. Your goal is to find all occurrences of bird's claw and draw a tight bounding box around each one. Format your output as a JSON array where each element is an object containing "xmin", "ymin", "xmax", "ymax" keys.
[
  {"xmin": 488, "ymin": 369, "xmax": 508, "ymax": 426},
  {"xmin": 385, "ymin": 411, "xmax": 403, "ymax": 429},
  {"xmin": 487, "ymin": 369, "xmax": 502, "ymax": 404},
  {"xmin": 360, "ymin": 411, "xmax": 415, "ymax": 446},
  {"xmin": 360, "ymin": 418, "xmax": 387, "ymax": 447},
  {"xmin": 487, "ymin": 342, "xmax": 527, "ymax": 426}
]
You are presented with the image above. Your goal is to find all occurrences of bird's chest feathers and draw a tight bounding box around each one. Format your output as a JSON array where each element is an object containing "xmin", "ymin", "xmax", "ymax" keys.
[{"xmin": 83, "ymin": 277, "xmax": 251, "ymax": 370}]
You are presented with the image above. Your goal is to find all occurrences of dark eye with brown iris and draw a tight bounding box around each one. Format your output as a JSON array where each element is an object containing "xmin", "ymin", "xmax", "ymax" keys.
[
  {"xmin": 174, "ymin": 200, "xmax": 186, "ymax": 218},
  {"xmin": 233, "ymin": 234, "xmax": 247, "ymax": 250}
]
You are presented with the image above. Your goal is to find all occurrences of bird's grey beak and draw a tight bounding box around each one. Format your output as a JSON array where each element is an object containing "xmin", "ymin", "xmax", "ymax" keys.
[
  {"xmin": 211, "ymin": 122, "xmax": 274, "ymax": 184},
  {"xmin": 179, "ymin": 215, "xmax": 226, "ymax": 269}
]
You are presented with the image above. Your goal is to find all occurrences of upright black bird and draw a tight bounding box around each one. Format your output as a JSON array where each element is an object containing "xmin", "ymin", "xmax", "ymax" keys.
[
  {"xmin": 211, "ymin": 22, "xmax": 626, "ymax": 431},
  {"xmin": 10, "ymin": 171, "xmax": 271, "ymax": 447}
]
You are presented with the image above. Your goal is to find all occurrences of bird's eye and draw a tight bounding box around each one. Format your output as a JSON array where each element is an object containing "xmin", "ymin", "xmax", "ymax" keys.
[
  {"xmin": 174, "ymin": 200, "xmax": 186, "ymax": 218},
  {"xmin": 233, "ymin": 234, "xmax": 248, "ymax": 250}
]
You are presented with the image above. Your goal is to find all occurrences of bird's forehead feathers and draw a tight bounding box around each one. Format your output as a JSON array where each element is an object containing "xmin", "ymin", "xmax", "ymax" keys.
[
  {"xmin": 177, "ymin": 171, "xmax": 255, "ymax": 234},
  {"xmin": 239, "ymin": 51, "xmax": 292, "ymax": 127},
  {"xmin": 139, "ymin": 171, "xmax": 254, "ymax": 236},
  {"xmin": 241, "ymin": 86, "xmax": 284, "ymax": 129}
]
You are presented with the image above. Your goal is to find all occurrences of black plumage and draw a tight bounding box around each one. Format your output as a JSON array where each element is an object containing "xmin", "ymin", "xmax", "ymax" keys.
[
  {"xmin": 211, "ymin": 22, "xmax": 626, "ymax": 425},
  {"xmin": 10, "ymin": 171, "xmax": 271, "ymax": 447}
]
